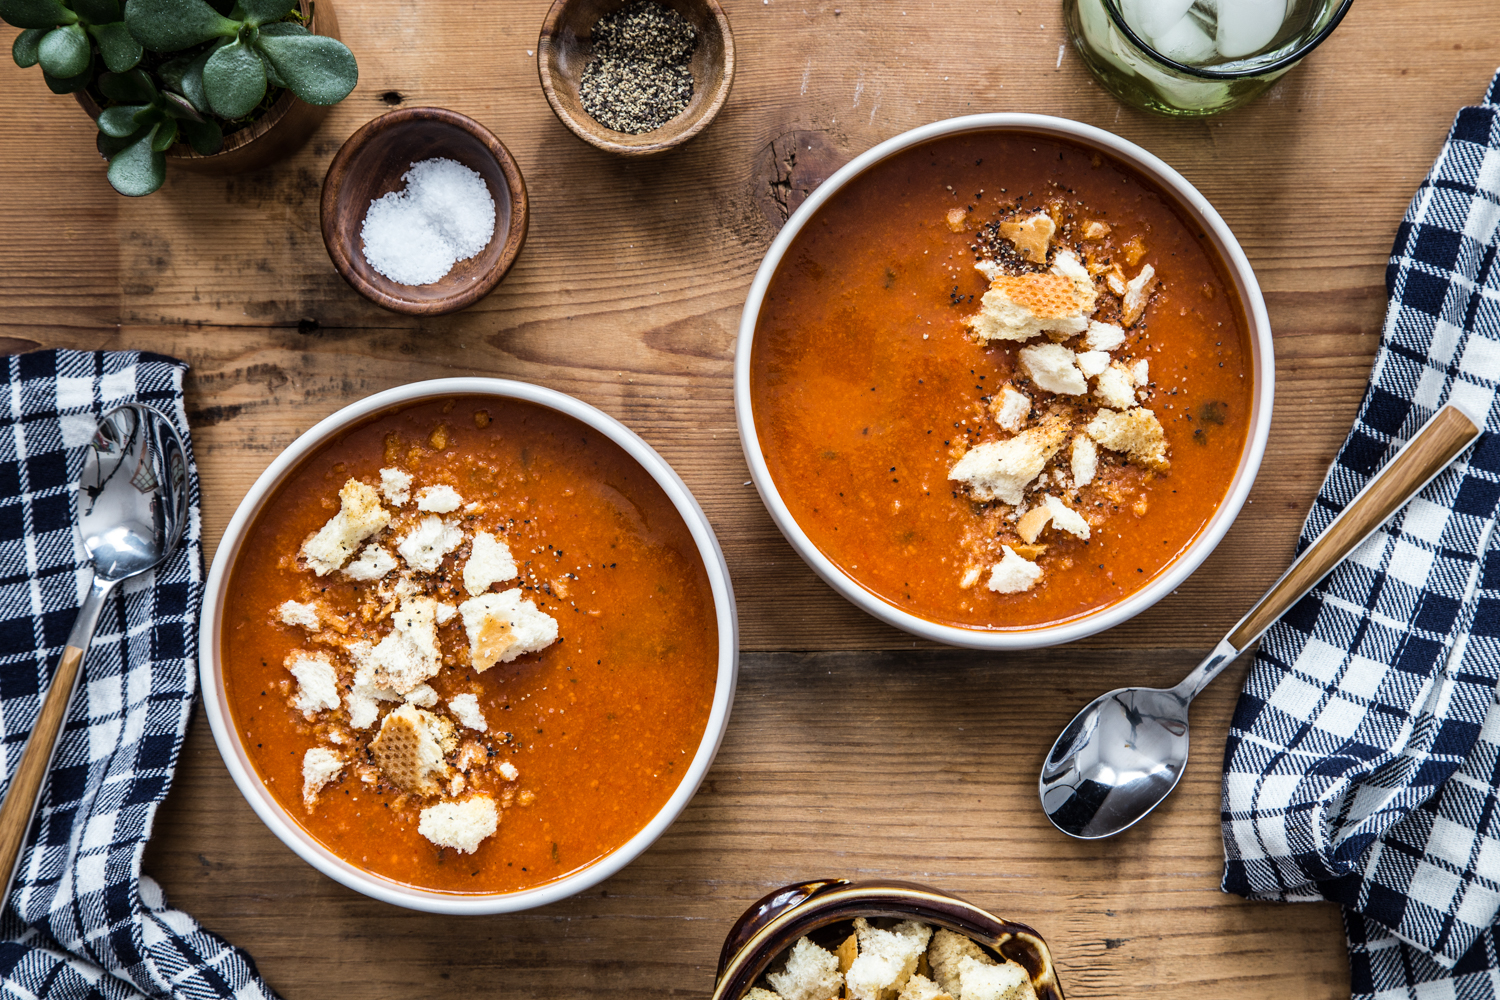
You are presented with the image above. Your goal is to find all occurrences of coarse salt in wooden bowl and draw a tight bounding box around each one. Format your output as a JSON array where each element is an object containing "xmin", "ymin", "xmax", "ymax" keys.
[
  {"xmin": 537, "ymin": 0, "xmax": 734, "ymax": 156},
  {"xmin": 320, "ymin": 107, "xmax": 528, "ymax": 316}
]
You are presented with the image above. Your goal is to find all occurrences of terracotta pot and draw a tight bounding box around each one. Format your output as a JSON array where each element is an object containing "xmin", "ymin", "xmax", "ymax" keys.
[
  {"xmin": 73, "ymin": 0, "xmax": 338, "ymax": 174},
  {"xmin": 714, "ymin": 879, "xmax": 1065, "ymax": 1000}
]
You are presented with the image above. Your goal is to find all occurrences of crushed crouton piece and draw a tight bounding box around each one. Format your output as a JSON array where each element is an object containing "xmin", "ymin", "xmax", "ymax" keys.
[
  {"xmin": 991, "ymin": 386, "xmax": 1031, "ymax": 432},
  {"xmin": 997, "ymin": 211, "xmax": 1056, "ymax": 263},
  {"xmin": 949, "ymin": 415, "xmax": 1070, "ymax": 505},
  {"xmin": 1075, "ymin": 350, "xmax": 1110, "ymax": 378},
  {"xmin": 945, "ymin": 207, "xmax": 968, "ymax": 232},
  {"xmin": 416, "ymin": 485, "xmax": 463, "ymax": 513},
  {"xmin": 1094, "ymin": 362, "xmax": 1137, "ymax": 409},
  {"xmin": 396, "ymin": 515, "xmax": 464, "ymax": 573},
  {"xmin": 302, "ymin": 479, "xmax": 390, "ymax": 576},
  {"xmin": 1081, "ymin": 220, "xmax": 1111, "ymax": 240},
  {"xmin": 1121, "ymin": 264, "xmax": 1157, "ymax": 326},
  {"xmin": 287, "ymin": 651, "xmax": 340, "ymax": 714},
  {"xmin": 345, "ymin": 641, "xmax": 401, "ymax": 728},
  {"xmin": 845, "ymin": 919, "xmax": 932, "ymax": 1000},
  {"xmin": 957, "ymin": 955, "xmax": 1035, "ymax": 1000},
  {"xmin": 463, "ymin": 531, "xmax": 519, "ymax": 596},
  {"xmin": 1043, "ymin": 495, "xmax": 1090, "ymax": 540},
  {"xmin": 899, "ymin": 974, "xmax": 954, "ymax": 1000},
  {"xmin": 380, "ymin": 467, "xmax": 412, "ymax": 506},
  {"xmin": 435, "ymin": 602, "xmax": 457, "ymax": 625},
  {"xmin": 449, "ymin": 692, "xmax": 487, "ymax": 732},
  {"xmin": 959, "ymin": 566, "xmax": 982, "ymax": 589},
  {"xmin": 404, "ymin": 683, "xmax": 438, "ymax": 708},
  {"xmin": 928, "ymin": 929, "xmax": 994, "ymax": 995},
  {"xmin": 1104, "ymin": 265, "xmax": 1128, "ymax": 296},
  {"xmin": 838, "ymin": 933, "xmax": 858, "ymax": 974},
  {"xmin": 966, "ymin": 250, "xmax": 1098, "ymax": 343},
  {"xmin": 1083, "ymin": 320, "xmax": 1126, "ymax": 352},
  {"xmin": 418, "ymin": 795, "xmax": 498, "ymax": 854},
  {"xmin": 498, "ymin": 760, "xmax": 519, "ymax": 781},
  {"xmin": 1087, "ymin": 407, "xmax": 1170, "ymax": 472},
  {"xmin": 301, "ymin": 747, "xmax": 343, "ymax": 807},
  {"xmin": 1018, "ymin": 343, "xmax": 1087, "ymax": 395},
  {"xmin": 1130, "ymin": 358, "xmax": 1149, "ymax": 386},
  {"xmin": 369, "ymin": 596, "xmax": 443, "ymax": 693},
  {"xmin": 746, "ymin": 990, "xmax": 785, "ymax": 1000},
  {"xmin": 1016, "ymin": 505, "xmax": 1052, "ymax": 545},
  {"xmin": 1071, "ymin": 435, "xmax": 1098, "ymax": 487},
  {"xmin": 1120, "ymin": 235, "xmax": 1147, "ymax": 266},
  {"xmin": 371, "ymin": 702, "xmax": 455, "ymax": 795},
  {"xmin": 988, "ymin": 546, "xmax": 1043, "ymax": 594},
  {"xmin": 278, "ymin": 600, "xmax": 320, "ymax": 630},
  {"xmin": 768, "ymin": 937, "xmax": 844, "ymax": 1000},
  {"xmin": 343, "ymin": 543, "xmax": 398, "ymax": 582},
  {"xmin": 459, "ymin": 589, "xmax": 560, "ymax": 671}
]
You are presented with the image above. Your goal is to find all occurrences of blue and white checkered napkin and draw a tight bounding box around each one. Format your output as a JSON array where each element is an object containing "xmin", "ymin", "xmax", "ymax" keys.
[
  {"xmin": 1221, "ymin": 71, "xmax": 1500, "ymax": 998},
  {"xmin": 0, "ymin": 350, "xmax": 278, "ymax": 1000}
]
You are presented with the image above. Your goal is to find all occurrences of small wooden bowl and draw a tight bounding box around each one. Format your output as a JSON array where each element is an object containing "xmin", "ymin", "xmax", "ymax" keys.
[
  {"xmin": 537, "ymin": 0, "xmax": 734, "ymax": 156},
  {"xmin": 320, "ymin": 107, "xmax": 529, "ymax": 316}
]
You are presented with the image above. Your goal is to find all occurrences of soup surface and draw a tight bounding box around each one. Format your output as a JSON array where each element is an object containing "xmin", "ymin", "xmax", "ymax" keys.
[
  {"xmin": 750, "ymin": 131, "xmax": 1254, "ymax": 629},
  {"xmin": 223, "ymin": 396, "xmax": 718, "ymax": 893}
]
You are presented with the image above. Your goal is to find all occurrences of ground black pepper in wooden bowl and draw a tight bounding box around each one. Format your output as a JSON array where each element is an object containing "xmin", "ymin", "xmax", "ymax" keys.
[{"xmin": 578, "ymin": 1, "xmax": 697, "ymax": 134}]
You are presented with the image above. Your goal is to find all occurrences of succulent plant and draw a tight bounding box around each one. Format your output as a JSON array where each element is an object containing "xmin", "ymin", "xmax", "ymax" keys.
[{"xmin": 2, "ymin": 0, "xmax": 357, "ymax": 196}]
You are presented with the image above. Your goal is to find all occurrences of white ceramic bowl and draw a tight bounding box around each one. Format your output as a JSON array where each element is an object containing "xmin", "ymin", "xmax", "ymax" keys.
[
  {"xmin": 734, "ymin": 113, "xmax": 1274, "ymax": 650},
  {"xmin": 200, "ymin": 377, "xmax": 739, "ymax": 913}
]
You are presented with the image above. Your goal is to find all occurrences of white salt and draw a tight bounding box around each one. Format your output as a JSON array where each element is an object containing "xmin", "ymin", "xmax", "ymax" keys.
[{"xmin": 359, "ymin": 158, "xmax": 496, "ymax": 286}]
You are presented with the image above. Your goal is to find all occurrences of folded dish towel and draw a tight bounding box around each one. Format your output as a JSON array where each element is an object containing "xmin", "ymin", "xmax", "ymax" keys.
[
  {"xmin": 1221, "ymin": 72, "xmax": 1500, "ymax": 998},
  {"xmin": 0, "ymin": 350, "xmax": 278, "ymax": 1000}
]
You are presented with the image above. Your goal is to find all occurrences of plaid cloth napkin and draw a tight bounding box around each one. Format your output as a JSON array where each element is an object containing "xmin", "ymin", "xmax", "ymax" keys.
[
  {"xmin": 0, "ymin": 350, "xmax": 278, "ymax": 1000},
  {"xmin": 1221, "ymin": 72, "xmax": 1500, "ymax": 998}
]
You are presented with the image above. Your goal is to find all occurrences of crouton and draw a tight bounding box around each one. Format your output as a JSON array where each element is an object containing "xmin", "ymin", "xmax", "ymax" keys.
[
  {"xmin": 1121, "ymin": 264, "xmax": 1157, "ymax": 326},
  {"xmin": 418, "ymin": 794, "xmax": 498, "ymax": 854},
  {"xmin": 1018, "ymin": 343, "xmax": 1087, "ymax": 396},
  {"xmin": 1081, "ymin": 220, "xmax": 1111, "ymax": 240},
  {"xmin": 416, "ymin": 485, "xmax": 463, "ymax": 513},
  {"xmin": 1094, "ymin": 362, "xmax": 1137, "ymax": 409},
  {"xmin": 287, "ymin": 651, "xmax": 340, "ymax": 714},
  {"xmin": 945, "ymin": 207, "xmax": 969, "ymax": 232},
  {"xmin": 948, "ymin": 415, "xmax": 1070, "ymax": 504},
  {"xmin": 1130, "ymin": 358, "xmax": 1149, "ymax": 386},
  {"xmin": 837, "ymin": 933, "xmax": 858, "ymax": 974},
  {"xmin": 403, "ymin": 683, "xmax": 438, "ymax": 708},
  {"xmin": 767, "ymin": 937, "xmax": 844, "ymax": 1000},
  {"xmin": 380, "ymin": 467, "xmax": 412, "ymax": 506},
  {"xmin": 928, "ymin": 929, "xmax": 993, "ymax": 995},
  {"xmin": 1043, "ymin": 495, "xmax": 1090, "ymax": 540},
  {"xmin": 343, "ymin": 543, "xmax": 398, "ymax": 582},
  {"xmin": 302, "ymin": 479, "xmax": 390, "ymax": 576},
  {"xmin": 997, "ymin": 211, "xmax": 1055, "ymax": 264},
  {"xmin": 301, "ymin": 747, "xmax": 343, "ymax": 807},
  {"xmin": 1086, "ymin": 407, "xmax": 1170, "ymax": 472},
  {"xmin": 448, "ymin": 692, "xmax": 487, "ymax": 732},
  {"xmin": 1071, "ymin": 434, "xmax": 1098, "ymax": 487},
  {"xmin": 1120, "ymin": 235, "xmax": 1147, "ymax": 266},
  {"xmin": 396, "ymin": 515, "xmax": 464, "ymax": 574},
  {"xmin": 746, "ymin": 991, "xmax": 785, "ymax": 1000},
  {"xmin": 1016, "ymin": 505, "xmax": 1052, "ymax": 545},
  {"xmin": 1104, "ymin": 265, "xmax": 1128, "ymax": 296},
  {"xmin": 957, "ymin": 955, "xmax": 1035, "ymax": 1000},
  {"xmin": 344, "ymin": 640, "xmax": 402, "ymax": 729},
  {"xmin": 1075, "ymin": 350, "xmax": 1110, "ymax": 378},
  {"xmin": 966, "ymin": 250, "xmax": 1098, "ymax": 343},
  {"xmin": 463, "ymin": 531, "xmax": 519, "ymax": 596},
  {"xmin": 898, "ymin": 974, "xmax": 954, "ymax": 1000},
  {"xmin": 1082, "ymin": 320, "xmax": 1126, "ymax": 352},
  {"xmin": 435, "ymin": 602, "xmax": 457, "ymax": 624},
  {"xmin": 845, "ymin": 919, "xmax": 932, "ymax": 1000},
  {"xmin": 371, "ymin": 702, "xmax": 455, "ymax": 795},
  {"xmin": 369, "ymin": 596, "xmax": 443, "ymax": 693},
  {"xmin": 497, "ymin": 760, "xmax": 519, "ymax": 781},
  {"xmin": 959, "ymin": 566, "xmax": 983, "ymax": 589},
  {"xmin": 278, "ymin": 600, "xmax": 320, "ymax": 631},
  {"xmin": 991, "ymin": 387, "xmax": 1031, "ymax": 432},
  {"xmin": 459, "ymin": 589, "xmax": 560, "ymax": 671},
  {"xmin": 988, "ymin": 546, "xmax": 1042, "ymax": 594}
]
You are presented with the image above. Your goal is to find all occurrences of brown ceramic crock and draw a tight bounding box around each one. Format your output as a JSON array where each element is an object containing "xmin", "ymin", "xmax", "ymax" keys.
[{"xmin": 713, "ymin": 879, "xmax": 1064, "ymax": 1000}]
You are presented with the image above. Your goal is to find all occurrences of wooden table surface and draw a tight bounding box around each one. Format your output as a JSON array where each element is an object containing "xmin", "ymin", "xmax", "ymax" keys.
[{"xmin": 4, "ymin": 1, "xmax": 1499, "ymax": 996}]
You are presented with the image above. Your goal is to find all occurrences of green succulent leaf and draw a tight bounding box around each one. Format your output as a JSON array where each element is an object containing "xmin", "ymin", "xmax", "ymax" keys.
[
  {"xmin": 38, "ymin": 22, "xmax": 90, "ymax": 77},
  {"xmin": 235, "ymin": 0, "xmax": 289, "ymax": 26},
  {"xmin": 87, "ymin": 20, "xmax": 142, "ymax": 71},
  {"xmin": 123, "ymin": 0, "xmax": 238, "ymax": 52},
  {"xmin": 255, "ymin": 18, "xmax": 302, "ymax": 35},
  {"xmin": 150, "ymin": 117, "xmax": 177, "ymax": 150},
  {"xmin": 0, "ymin": 0, "xmax": 75, "ymax": 30},
  {"xmin": 98, "ymin": 102, "xmax": 149, "ymax": 136},
  {"xmin": 255, "ymin": 46, "xmax": 283, "ymax": 87},
  {"xmin": 97, "ymin": 125, "xmax": 141, "ymax": 158},
  {"xmin": 178, "ymin": 115, "xmax": 221, "ymax": 154},
  {"xmin": 12, "ymin": 27, "xmax": 45, "ymax": 65},
  {"xmin": 107, "ymin": 124, "xmax": 167, "ymax": 196},
  {"xmin": 160, "ymin": 89, "xmax": 204, "ymax": 121},
  {"xmin": 254, "ymin": 31, "xmax": 354, "ymax": 105},
  {"xmin": 202, "ymin": 36, "xmax": 264, "ymax": 117},
  {"xmin": 71, "ymin": 0, "xmax": 120, "ymax": 23},
  {"xmin": 156, "ymin": 43, "xmax": 213, "ymax": 110},
  {"xmin": 42, "ymin": 65, "xmax": 91, "ymax": 92},
  {"xmin": 98, "ymin": 66, "xmax": 156, "ymax": 100}
]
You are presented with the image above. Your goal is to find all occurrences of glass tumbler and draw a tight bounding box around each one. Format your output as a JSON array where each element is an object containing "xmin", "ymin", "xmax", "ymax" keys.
[{"xmin": 1065, "ymin": 0, "xmax": 1355, "ymax": 116}]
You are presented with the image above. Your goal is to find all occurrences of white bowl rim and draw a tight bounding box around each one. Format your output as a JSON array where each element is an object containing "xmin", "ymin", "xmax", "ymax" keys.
[
  {"xmin": 734, "ymin": 112, "xmax": 1275, "ymax": 651},
  {"xmin": 199, "ymin": 377, "xmax": 739, "ymax": 914}
]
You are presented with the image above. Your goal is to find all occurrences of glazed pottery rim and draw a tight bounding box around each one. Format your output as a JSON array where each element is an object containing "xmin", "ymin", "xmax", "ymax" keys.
[
  {"xmin": 198, "ymin": 377, "xmax": 739, "ymax": 914},
  {"xmin": 734, "ymin": 112, "xmax": 1275, "ymax": 651}
]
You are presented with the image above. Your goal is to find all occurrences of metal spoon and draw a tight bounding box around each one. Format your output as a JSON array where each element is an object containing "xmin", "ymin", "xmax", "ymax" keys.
[
  {"xmin": 1040, "ymin": 403, "xmax": 1483, "ymax": 839},
  {"xmin": 0, "ymin": 403, "xmax": 189, "ymax": 899}
]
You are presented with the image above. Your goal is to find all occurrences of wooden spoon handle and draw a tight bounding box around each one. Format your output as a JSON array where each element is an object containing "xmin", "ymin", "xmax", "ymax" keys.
[
  {"xmin": 1227, "ymin": 404, "xmax": 1482, "ymax": 651},
  {"xmin": 0, "ymin": 573, "xmax": 114, "ymax": 907}
]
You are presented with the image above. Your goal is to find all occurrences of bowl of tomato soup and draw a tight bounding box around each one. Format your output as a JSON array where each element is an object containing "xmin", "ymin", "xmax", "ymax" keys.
[
  {"xmin": 737, "ymin": 114, "xmax": 1273, "ymax": 649},
  {"xmin": 200, "ymin": 378, "xmax": 737, "ymax": 913}
]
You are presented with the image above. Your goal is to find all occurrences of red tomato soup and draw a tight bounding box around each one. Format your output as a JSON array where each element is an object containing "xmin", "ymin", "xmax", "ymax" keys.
[
  {"xmin": 750, "ymin": 131, "xmax": 1254, "ymax": 630},
  {"xmin": 222, "ymin": 396, "xmax": 718, "ymax": 893}
]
